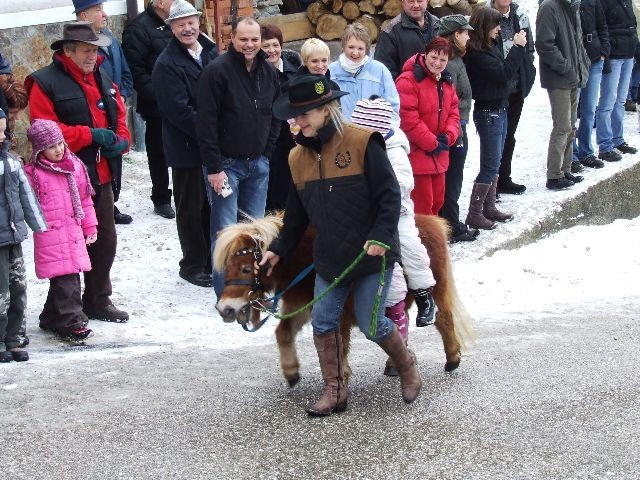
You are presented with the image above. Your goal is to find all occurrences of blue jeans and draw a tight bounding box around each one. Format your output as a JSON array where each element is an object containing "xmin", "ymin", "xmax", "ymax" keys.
[
  {"xmin": 207, "ymin": 156, "xmax": 270, "ymax": 296},
  {"xmin": 575, "ymin": 60, "xmax": 604, "ymax": 161},
  {"xmin": 311, "ymin": 269, "xmax": 394, "ymax": 343},
  {"xmin": 596, "ymin": 57, "xmax": 634, "ymax": 153},
  {"xmin": 473, "ymin": 108, "xmax": 507, "ymax": 184}
]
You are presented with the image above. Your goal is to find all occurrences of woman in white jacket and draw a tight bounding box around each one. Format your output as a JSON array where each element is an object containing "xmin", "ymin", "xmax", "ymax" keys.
[{"xmin": 352, "ymin": 97, "xmax": 437, "ymax": 358}]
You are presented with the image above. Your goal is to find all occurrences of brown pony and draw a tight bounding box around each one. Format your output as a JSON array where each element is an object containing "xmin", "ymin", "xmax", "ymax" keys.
[{"xmin": 213, "ymin": 212, "xmax": 474, "ymax": 387}]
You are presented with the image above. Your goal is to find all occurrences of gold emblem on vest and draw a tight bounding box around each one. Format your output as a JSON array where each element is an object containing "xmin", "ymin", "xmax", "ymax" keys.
[
  {"xmin": 314, "ymin": 81, "xmax": 325, "ymax": 94},
  {"xmin": 335, "ymin": 151, "xmax": 352, "ymax": 169}
]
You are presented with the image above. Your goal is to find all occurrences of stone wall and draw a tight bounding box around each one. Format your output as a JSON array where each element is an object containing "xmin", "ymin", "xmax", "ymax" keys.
[
  {"xmin": 0, "ymin": 15, "xmax": 127, "ymax": 157},
  {"xmin": 255, "ymin": 0, "xmax": 284, "ymax": 18}
]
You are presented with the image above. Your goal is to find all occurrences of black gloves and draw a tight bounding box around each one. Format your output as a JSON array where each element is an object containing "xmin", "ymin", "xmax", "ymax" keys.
[
  {"xmin": 428, "ymin": 133, "xmax": 450, "ymax": 156},
  {"xmin": 90, "ymin": 128, "xmax": 117, "ymax": 147}
]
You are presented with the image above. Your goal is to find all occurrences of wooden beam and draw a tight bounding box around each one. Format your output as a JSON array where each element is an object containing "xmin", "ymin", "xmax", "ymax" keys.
[{"xmin": 258, "ymin": 13, "xmax": 316, "ymax": 42}]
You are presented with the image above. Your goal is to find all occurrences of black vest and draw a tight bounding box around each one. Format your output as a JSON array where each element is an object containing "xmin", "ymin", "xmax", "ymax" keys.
[{"xmin": 29, "ymin": 59, "xmax": 120, "ymax": 186}]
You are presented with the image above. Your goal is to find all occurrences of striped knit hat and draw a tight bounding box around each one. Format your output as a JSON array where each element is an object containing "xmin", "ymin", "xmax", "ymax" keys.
[
  {"xmin": 27, "ymin": 119, "xmax": 65, "ymax": 164},
  {"xmin": 351, "ymin": 96, "xmax": 393, "ymax": 136}
]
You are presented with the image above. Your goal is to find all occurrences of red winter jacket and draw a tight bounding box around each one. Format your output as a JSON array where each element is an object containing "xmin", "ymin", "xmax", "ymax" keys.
[{"xmin": 396, "ymin": 54, "xmax": 460, "ymax": 175}]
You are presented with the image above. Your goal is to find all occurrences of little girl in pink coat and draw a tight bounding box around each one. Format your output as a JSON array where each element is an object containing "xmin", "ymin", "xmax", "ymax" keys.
[{"xmin": 25, "ymin": 119, "xmax": 98, "ymax": 342}]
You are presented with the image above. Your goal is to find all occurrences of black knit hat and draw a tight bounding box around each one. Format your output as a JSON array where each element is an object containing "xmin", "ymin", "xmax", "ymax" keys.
[{"xmin": 273, "ymin": 74, "xmax": 348, "ymax": 120}]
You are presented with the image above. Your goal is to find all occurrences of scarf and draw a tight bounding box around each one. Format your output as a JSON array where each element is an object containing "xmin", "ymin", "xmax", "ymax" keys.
[
  {"xmin": 338, "ymin": 53, "xmax": 369, "ymax": 76},
  {"xmin": 31, "ymin": 149, "xmax": 94, "ymax": 224}
]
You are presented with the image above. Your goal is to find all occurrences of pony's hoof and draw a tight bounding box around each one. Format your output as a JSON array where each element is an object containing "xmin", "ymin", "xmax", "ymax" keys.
[
  {"xmin": 444, "ymin": 360, "xmax": 460, "ymax": 372},
  {"xmin": 287, "ymin": 373, "xmax": 301, "ymax": 388}
]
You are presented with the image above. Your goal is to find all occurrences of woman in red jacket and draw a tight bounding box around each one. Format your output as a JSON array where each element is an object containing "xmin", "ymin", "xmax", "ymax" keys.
[{"xmin": 396, "ymin": 37, "xmax": 460, "ymax": 216}]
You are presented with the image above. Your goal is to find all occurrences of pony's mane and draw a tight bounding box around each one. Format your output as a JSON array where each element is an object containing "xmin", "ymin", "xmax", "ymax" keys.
[{"xmin": 213, "ymin": 212, "xmax": 284, "ymax": 271}]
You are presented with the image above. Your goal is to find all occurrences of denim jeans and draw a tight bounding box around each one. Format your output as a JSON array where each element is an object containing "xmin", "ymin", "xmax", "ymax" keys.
[
  {"xmin": 596, "ymin": 57, "xmax": 634, "ymax": 153},
  {"xmin": 311, "ymin": 269, "xmax": 394, "ymax": 343},
  {"xmin": 575, "ymin": 60, "xmax": 604, "ymax": 160},
  {"xmin": 473, "ymin": 108, "xmax": 507, "ymax": 184},
  {"xmin": 207, "ymin": 156, "xmax": 270, "ymax": 296}
]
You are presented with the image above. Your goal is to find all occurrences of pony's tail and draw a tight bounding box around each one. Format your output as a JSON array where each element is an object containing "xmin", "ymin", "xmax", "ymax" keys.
[{"xmin": 445, "ymin": 270, "xmax": 476, "ymax": 352}]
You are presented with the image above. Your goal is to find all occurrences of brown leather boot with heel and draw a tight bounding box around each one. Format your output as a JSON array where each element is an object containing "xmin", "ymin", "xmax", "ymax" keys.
[
  {"xmin": 378, "ymin": 327, "xmax": 422, "ymax": 403},
  {"xmin": 465, "ymin": 182, "xmax": 497, "ymax": 230},
  {"xmin": 305, "ymin": 331, "xmax": 349, "ymax": 416},
  {"xmin": 483, "ymin": 175, "xmax": 513, "ymax": 222}
]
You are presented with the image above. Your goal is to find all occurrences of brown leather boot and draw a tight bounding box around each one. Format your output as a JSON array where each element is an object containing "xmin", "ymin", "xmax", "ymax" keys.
[
  {"xmin": 305, "ymin": 331, "xmax": 348, "ymax": 416},
  {"xmin": 378, "ymin": 327, "xmax": 422, "ymax": 403},
  {"xmin": 465, "ymin": 182, "xmax": 497, "ymax": 230},
  {"xmin": 483, "ymin": 176, "xmax": 513, "ymax": 222}
]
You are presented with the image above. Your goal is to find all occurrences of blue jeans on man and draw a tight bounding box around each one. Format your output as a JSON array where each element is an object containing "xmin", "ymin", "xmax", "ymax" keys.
[
  {"xmin": 311, "ymin": 268, "xmax": 394, "ymax": 343},
  {"xmin": 206, "ymin": 156, "xmax": 270, "ymax": 297},
  {"xmin": 596, "ymin": 57, "xmax": 634, "ymax": 153},
  {"xmin": 575, "ymin": 60, "xmax": 604, "ymax": 161},
  {"xmin": 473, "ymin": 108, "xmax": 508, "ymax": 184}
]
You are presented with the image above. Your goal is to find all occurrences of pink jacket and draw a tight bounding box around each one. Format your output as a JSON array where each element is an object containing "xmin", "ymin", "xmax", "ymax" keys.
[{"xmin": 25, "ymin": 156, "xmax": 97, "ymax": 279}]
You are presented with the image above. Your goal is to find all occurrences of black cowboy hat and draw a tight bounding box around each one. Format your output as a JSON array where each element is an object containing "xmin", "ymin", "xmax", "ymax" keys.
[
  {"xmin": 50, "ymin": 21, "xmax": 112, "ymax": 51},
  {"xmin": 273, "ymin": 74, "xmax": 348, "ymax": 120}
]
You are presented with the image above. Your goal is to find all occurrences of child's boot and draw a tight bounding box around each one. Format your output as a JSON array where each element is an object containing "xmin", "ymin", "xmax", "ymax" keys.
[
  {"xmin": 384, "ymin": 300, "xmax": 408, "ymax": 376},
  {"xmin": 411, "ymin": 287, "xmax": 436, "ymax": 327}
]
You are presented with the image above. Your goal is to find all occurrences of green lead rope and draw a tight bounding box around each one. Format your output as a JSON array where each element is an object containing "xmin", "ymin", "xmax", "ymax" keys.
[{"xmin": 255, "ymin": 240, "xmax": 390, "ymax": 337}]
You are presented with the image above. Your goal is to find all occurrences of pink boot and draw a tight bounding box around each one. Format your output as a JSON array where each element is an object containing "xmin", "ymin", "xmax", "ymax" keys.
[{"xmin": 384, "ymin": 301, "xmax": 408, "ymax": 376}]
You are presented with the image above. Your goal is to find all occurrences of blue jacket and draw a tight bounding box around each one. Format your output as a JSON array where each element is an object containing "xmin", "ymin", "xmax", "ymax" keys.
[
  {"xmin": 329, "ymin": 57, "xmax": 400, "ymax": 120},
  {"xmin": 99, "ymin": 29, "xmax": 134, "ymax": 99}
]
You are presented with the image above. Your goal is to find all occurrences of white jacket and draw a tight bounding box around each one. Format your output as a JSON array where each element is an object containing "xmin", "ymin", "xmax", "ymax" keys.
[{"xmin": 385, "ymin": 128, "xmax": 415, "ymax": 218}]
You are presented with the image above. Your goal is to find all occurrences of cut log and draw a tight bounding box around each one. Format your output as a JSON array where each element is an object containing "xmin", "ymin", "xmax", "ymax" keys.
[
  {"xmin": 382, "ymin": 0, "xmax": 402, "ymax": 17},
  {"xmin": 449, "ymin": 0, "xmax": 472, "ymax": 14},
  {"xmin": 332, "ymin": 0, "xmax": 344, "ymax": 13},
  {"xmin": 307, "ymin": 2, "xmax": 328, "ymax": 24},
  {"xmin": 429, "ymin": 0, "xmax": 446, "ymax": 6},
  {"xmin": 358, "ymin": 0, "xmax": 377, "ymax": 14},
  {"xmin": 258, "ymin": 13, "xmax": 316, "ymax": 42},
  {"xmin": 343, "ymin": 1, "xmax": 361, "ymax": 20},
  {"xmin": 428, "ymin": 5, "xmax": 455, "ymax": 17},
  {"xmin": 320, "ymin": 0, "xmax": 332, "ymax": 4},
  {"xmin": 381, "ymin": 18, "xmax": 393, "ymax": 32},
  {"xmin": 316, "ymin": 13, "xmax": 349, "ymax": 40},
  {"xmin": 371, "ymin": 0, "xmax": 385, "ymax": 6},
  {"xmin": 355, "ymin": 14, "xmax": 379, "ymax": 42}
]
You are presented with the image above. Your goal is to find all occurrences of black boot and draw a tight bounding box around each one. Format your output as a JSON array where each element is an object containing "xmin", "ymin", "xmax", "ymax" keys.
[{"xmin": 411, "ymin": 287, "xmax": 435, "ymax": 327}]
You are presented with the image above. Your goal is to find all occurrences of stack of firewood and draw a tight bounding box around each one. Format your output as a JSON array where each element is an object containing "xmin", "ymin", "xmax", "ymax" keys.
[{"xmin": 307, "ymin": 0, "xmax": 487, "ymax": 41}]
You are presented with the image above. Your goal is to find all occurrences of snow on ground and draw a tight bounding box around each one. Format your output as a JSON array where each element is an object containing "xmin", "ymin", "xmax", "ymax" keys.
[{"xmin": 15, "ymin": 0, "xmax": 640, "ymax": 361}]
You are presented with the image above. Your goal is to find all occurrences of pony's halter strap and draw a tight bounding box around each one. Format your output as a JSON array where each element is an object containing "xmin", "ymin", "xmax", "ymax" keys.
[{"xmin": 224, "ymin": 238, "xmax": 265, "ymax": 292}]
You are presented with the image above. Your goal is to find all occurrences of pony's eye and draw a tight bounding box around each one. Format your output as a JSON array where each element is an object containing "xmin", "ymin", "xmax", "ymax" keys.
[{"xmin": 242, "ymin": 265, "xmax": 253, "ymax": 274}]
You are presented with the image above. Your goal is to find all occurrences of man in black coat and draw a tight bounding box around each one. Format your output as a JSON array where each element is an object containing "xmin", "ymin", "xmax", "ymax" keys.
[
  {"xmin": 122, "ymin": 0, "xmax": 176, "ymax": 219},
  {"xmin": 197, "ymin": 17, "xmax": 280, "ymax": 297},
  {"xmin": 374, "ymin": 0, "xmax": 441, "ymax": 80},
  {"xmin": 152, "ymin": 0, "xmax": 218, "ymax": 288}
]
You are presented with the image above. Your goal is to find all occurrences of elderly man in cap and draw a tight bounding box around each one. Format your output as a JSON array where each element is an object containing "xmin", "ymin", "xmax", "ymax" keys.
[
  {"xmin": 123, "ymin": 0, "xmax": 176, "ymax": 220},
  {"xmin": 152, "ymin": 0, "xmax": 218, "ymax": 287},
  {"xmin": 74, "ymin": 0, "xmax": 135, "ymax": 225},
  {"xmin": 26, "ymin": 21, "xmax": 131, "ymax": 323},
  {"xmin": 197, "ymin": 16, "xmax": 280, "ymax": 297}
]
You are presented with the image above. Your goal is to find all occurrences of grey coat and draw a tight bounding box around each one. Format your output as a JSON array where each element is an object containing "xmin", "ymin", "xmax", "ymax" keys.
[
  {"xmin": 445, "ymin": 56, "xmax": 472, "ymax": 121},
  {"xmin": 536, "ymin": 0, "xmax": 590, "ymax": 90},
  {"xmin": 0, "ymin": 155, "xmax": 47, "ymax": 247}
]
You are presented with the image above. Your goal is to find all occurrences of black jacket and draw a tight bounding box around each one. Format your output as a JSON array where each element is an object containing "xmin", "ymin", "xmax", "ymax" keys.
[
  {"xmin": 580, "ymin": 0, "xmax": 611, "ymax": 62},
  {"xmin": 122, "ymin": 3, "xmax": 173, "ymax": 120},
  {"xmin": 152, "ymin": 36, "xmax": 218, "ymax": 169},
  {"xmin": 374, "ymin": 10, "xmax": 441, "ymax": 80},
  {"xmin": 599, "ymin": 0, "xmax": 638, "ymax": 59},
  {"xmin": 196, "ymin": 45, "xmax": 280, "ymax": 174},
  {"xmin": 464, "ymin": 42, "xmax": 526, "ymax": 110},
  {"xmin": 266, "ymin": 52, "xmax": 301, "ymax": 211},
  {"xmin": 269, "ymin": 123, "xmax": 400, "ymax": 283}
]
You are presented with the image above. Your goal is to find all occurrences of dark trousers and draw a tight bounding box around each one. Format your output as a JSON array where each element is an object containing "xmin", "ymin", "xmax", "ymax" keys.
[
  {"xmin": 499, "ymin": 92, "xmax": 525, "ymax": 183},
  {"xmin": 40, "ymin": 274, "xmax": 85, "ymax": 334},
  {"xmin": 83, "ymin": 184, "xmax": 117, "ymax": 310},
  {"xmin": 145, "ymin": 116, "xmax": 172, "ymax": 206},
  {"xmin": 0, "ymin": 244, "xmax": 26, "ymax": 350},
  {"xmin": 172, "ymin": 167, "xmax": 210, "ymax": 275},
  {"xmin": 440, "ymin": 124, "xmax": 468, "ymax": 234}
]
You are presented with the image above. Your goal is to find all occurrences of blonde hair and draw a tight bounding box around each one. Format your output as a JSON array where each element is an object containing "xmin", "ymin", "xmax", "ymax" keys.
[
  {"xmin": 341, "ymin": 23, "xmax": 372, "ymax": 54},
  {"xmin": 301, "ymin": 38, "xmax": 331, "ymax": 65},
  {"xmin": 324, "ymin": 100, "xmax": 347, "ymax": 136}
]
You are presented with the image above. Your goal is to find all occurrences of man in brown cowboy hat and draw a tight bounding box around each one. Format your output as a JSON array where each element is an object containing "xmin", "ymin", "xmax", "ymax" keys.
[{"xmin": 26, "ymin": 21, "xmax": 131, "ymax": 324}]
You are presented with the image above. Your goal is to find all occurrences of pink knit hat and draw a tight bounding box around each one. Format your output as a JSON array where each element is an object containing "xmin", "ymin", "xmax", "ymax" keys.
[
  {"xmin": 27, "ymin": 119, "xmax": 65, "ymax": 163},
  {"xmin": 351, "ymin": 96, "xmax": 394, "ymax": 136}
]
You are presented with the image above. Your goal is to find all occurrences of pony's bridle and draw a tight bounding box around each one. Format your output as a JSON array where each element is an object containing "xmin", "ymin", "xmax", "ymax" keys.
[{"xmin": 223, "ymin": 237, "xmax": 269, "ymax": 301}]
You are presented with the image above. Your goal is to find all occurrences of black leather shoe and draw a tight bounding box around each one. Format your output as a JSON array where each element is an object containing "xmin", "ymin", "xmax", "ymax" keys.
[
  {"xmin": 0, "ymin": 351, "xmax": 12, "ymax": 362},
  {"xmin": 598, "ymin": 150, "xmax": 622, "ymax": 162},
  {"xmin": 546, "ymin": 177, "xmax": 574, "ymax": 190},
  {"xmin": 84, "ymin": 305, "xmax": 129, "ymax": 323},
  {"xmin": 570, "ymin": 160, "xmax": 585, "ymax": 173},
  {"xmin": 154, "ymin": 204, "xmax": 176, "ymax": 219},
  {"xmin": 615, "ymin": 142, "xmax": 638, "ymax": 154},
  {"xmin": 114, "ymin": 206, "xmax": 133, "ymax": 225},
  {"xmin": 580, "ymin": 155, "xmax": 605, "ymax": 169},
  {"xmin": 179, "ymin": 270, "xmax": 213, "ymax": 288},
  {"xmin": 497, "ymin": 177, "xmax": 526, "ymax": 195},
  {"xmin": 565, "ymin": 172, "xmax": 583, "ymax": 183},
  {"xmin": 10, "ymin": 350, "xmax": 29, "ymax": 362}
]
